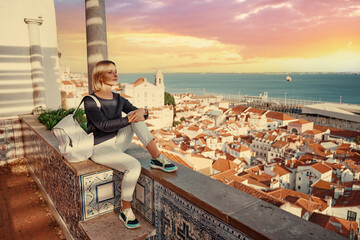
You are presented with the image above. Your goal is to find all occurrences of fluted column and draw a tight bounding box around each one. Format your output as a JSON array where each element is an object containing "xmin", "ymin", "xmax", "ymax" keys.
[
  {"xmin": 24, "ymin": 17, "xmax": 46, "ymax": 109},
  {"xmin": 85, "ymin": 0, "xmax": 108, "ymax": 93}
]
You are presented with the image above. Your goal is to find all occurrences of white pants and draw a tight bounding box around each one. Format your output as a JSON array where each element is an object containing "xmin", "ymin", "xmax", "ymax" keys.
[{"xmin": 91, "ymin": 121, "xmax": 154, "ymax": 201}]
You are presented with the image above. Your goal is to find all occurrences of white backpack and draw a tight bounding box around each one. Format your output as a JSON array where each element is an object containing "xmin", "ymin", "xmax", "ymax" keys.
[{"xmin": 52, "ymin": 95, "xmax": 100, "ymax": 162}]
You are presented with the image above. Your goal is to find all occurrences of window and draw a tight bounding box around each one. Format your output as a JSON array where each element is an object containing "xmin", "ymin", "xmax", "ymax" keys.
[
  {"xmin": 299, "ymin": 177, "xmax": 301, "ymax": 181},
  {"xmin": 347, "ymin": 211, "xmax": 357, "ymax": 221},
  {"xmin": 298, "ymin": 186, "xmax": 301, "ymax": 190}
]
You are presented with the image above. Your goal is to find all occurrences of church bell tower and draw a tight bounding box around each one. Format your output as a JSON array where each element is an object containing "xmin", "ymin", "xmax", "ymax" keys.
[{"xmin": 154, "ymin": 69, "xmax": 164, "ymax": 86}]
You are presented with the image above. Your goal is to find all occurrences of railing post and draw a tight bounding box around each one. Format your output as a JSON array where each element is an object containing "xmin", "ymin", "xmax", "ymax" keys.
[{"xmin": 24, "ymin": 17, "xmax": 46, "ymax": 110}]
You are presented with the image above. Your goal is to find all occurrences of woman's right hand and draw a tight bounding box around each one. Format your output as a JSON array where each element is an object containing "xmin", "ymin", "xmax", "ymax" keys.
[{"xmin": 128, "ymin": 109, "xmax": 145, "ymax": 123}]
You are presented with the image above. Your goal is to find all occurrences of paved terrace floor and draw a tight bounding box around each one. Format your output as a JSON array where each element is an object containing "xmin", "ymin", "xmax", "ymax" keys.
[{"xmin": 0, "ymin": 158, "xmax": 64, "ymax": 240}]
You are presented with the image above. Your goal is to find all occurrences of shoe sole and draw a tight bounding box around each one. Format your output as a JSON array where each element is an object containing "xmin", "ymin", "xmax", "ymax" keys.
[
  {"xmin": 150, "ymin": 164, "xmax": 178, "ymax": 172},
  {"xmin": 119, "ymin": 214, "xmax": 140, "ymax": 229}
]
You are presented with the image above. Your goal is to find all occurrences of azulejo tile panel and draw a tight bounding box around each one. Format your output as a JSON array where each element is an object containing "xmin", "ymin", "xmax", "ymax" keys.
[
  {"xmin": 133, "ymin": 173, "xmax": 154, "ymax": 224},
  {"xmin": 154, "ymin": 181, "xmax": 252, "ymax": 240},
  {"xmin": 80, "ymin": 170, "xmax": 122, "ymax": 220},
  {"xmin": 0, "ymin": 119, "xmax": 24, "ymax": 162}
]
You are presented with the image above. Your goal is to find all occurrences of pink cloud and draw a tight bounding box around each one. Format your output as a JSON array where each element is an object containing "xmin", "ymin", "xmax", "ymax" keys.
[{"xmin": 55, "ymin": 0, "xmax": 360, "ymax": 59}]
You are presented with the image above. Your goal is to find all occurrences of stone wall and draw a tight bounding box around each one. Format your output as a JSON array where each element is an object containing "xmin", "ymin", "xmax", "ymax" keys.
[{"xmin": 0, "ymin": 118, "xmax": 24, "ymax": 164}]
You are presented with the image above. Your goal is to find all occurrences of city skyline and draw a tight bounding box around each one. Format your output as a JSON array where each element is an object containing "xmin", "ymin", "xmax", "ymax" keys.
[{"xmin": 55, "ymin": 0, "xmax": 360, "ymax": 73}]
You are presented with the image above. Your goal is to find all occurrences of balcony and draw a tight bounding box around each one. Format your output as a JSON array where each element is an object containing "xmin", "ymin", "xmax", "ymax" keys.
[{"xmin": 5, "ymin": 114, "xmax": 344, "ymax": 240}]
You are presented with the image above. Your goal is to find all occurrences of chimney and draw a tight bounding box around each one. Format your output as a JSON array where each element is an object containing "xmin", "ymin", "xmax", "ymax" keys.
[
  {"xmin": 334, "ymin": 187, "xmax": 344, "ymax": 199},
  {"xmin": 325, "ymin": 196, "xmax": 333, "ymax": 207}
]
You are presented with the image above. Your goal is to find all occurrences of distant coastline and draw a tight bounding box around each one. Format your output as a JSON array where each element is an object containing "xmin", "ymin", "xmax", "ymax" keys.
[{"xmin": 118, "ymin": 73, "xmax": 360, "ymax": 105}]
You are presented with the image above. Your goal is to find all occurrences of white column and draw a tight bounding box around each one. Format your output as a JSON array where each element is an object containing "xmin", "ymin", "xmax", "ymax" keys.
[
  {"xmin": 85, "ymin": 0, "xmax": 108, "ymax": 93},
  {"xmin": 24, "ymin": 17, "xmax": 46, "ymax": 109}
]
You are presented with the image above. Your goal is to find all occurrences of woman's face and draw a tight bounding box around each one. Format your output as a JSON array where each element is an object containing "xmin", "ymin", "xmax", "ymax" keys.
[{"xmin": 101, "ymin": 64, "xmax": 118, "ymax": 87}]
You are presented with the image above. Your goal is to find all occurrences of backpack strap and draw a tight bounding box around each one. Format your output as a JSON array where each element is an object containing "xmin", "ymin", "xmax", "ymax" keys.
[{"xmin": 73, "ymin": 94, "xmax": 101, "ymax": 117}]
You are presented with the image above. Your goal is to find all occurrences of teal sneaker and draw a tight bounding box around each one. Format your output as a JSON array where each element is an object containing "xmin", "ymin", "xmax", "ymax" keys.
[
  {"xmin": 150, "ymin": 154, "xmax": 178, "ymax": 172},
  {"xmin": 119, "ymin": 208, "xmax": 140, "ymax": 229}
]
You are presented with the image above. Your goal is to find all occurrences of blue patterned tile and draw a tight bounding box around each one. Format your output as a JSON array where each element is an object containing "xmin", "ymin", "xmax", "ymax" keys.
[
  {"xmin": 133, "ymin": 173, "xmax": 154, "ymax": 224},
  {"xmin": 154, "ymin": 181, "xmax": 252, "ymax": 240},
  {"xmin": 80, "ymin": 169, "xmax": 117, "ymax": 220}
]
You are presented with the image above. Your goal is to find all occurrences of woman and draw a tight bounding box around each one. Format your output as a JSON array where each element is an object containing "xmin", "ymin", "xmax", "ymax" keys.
[{"xmin": 84, "ymin": 60, "xmax": 177, "ymax": 229}]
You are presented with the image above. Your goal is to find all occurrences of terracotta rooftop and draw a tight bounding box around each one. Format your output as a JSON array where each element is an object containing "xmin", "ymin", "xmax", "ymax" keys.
[
  {"xmin": 211, "ymin": 169, "xmax": 238, "ymax": 184},
  {"xmin": 161, "ymin": 151, "xmax": 193, "ymax": 169},
  {"xmin": 230, "ymin": 105, "xmax": 248, "ymax": 115},
  {"xmin": 187, "ymin": 125, "xmax": 199, "ymax": 131},
  {"xmin": 303, "ymin": 129, "xmax": 323, "ymax": 135},
  {"xmin": 309, "ymin": 212, "xmax": 358, "ymax": 239},
  {"xmin": 314, "ymin": 125, "xmax": 360, "ymax": 139},
  {"xmin": 246, "ymin": 108, "xmax": 267, "ymax": 115},
  {"xmin": 212, "ymin": 158, "xmax": 238, "ymax": 172},
  {"xmin": 311, "ymin": 179, "xmax": 340, "ymax": 190},
  {"xmin": 334, "ymin": 190, "xmax": 360, "ymax": 207},
  {"xmin": 267, "ymin": 188, "xmax": 327, "ymax": 208},
  {"xmin": 131, "ymin": 78, "xmax": 147, "ymax": 87},
  {"xmin": 311, "ymin": 162, "xmax": 333, "ymax": 174},
  {"xmin": 290, "ymin": 119, "xmax": 311, "ymax": 125},
  {"xmin": 272, "ymin": 164, "xmax": 291, "ymax": 176},
  {"xmin": 229, "ymin": 181, "xmax": 285, "ymax": 207},
  {"xmin": 307, "ymin": 143, "xmax": 331, "ymax": 157},
  {"xmin": 265, "ymin": 111, "xmax": 295, "ymax": 121},
  {"xmin": 271, "ymin": 140, "xmax": 288, "ymax": 149}
]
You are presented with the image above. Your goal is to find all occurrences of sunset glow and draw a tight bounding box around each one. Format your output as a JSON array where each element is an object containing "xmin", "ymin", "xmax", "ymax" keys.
[{"xmin": 54, "ymin": 0, "xmax": 360, "ymax": 73}]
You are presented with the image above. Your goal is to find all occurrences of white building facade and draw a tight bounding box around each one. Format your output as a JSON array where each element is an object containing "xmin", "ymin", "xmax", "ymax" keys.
[
  {"xmin": 0, "ymin": 0, "xmax": 61, "ymax": 117},
  {"xmin": 121, "ymin": 70, "xmax": 165, "ymax": 109}
]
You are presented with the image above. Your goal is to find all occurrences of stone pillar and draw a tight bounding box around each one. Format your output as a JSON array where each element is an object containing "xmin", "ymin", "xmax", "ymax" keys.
[
  {"xmin": 24, "ymin": 17, "xmax": 46, "ymax": 109},
  {"xmin": 85, "ymin": 0, "xmax": 108, "ymax": 93}
]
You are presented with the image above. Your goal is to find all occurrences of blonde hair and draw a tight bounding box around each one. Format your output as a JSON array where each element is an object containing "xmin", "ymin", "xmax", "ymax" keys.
[{"xmin": 91, "ymin": 60, "xmax": 116, "ymax": 91}]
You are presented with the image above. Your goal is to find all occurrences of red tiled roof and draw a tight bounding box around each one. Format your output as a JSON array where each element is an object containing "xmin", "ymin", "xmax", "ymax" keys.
[
  {"xmin": 212, "ymin": 158, "xmax": 238, "ymax": 172},
  {"xmin": 303, "ymin": 129, "xmax": 323, "ymax": 135},
  {"xmin": 161, "ymin": 151, "xmax": 192, "ymax": 169},
  {"xmin": 203, "ymin": 146, "xmax": 214, "ymax": 152},
  {"xmin": 247, "ymin": 108, "xmax": 267, "ymax": 115},
  {"xmin": 334, "ymin": 190, "xmax": 360, "ymax": 207},
  {"xmin": 266, "ymin": 111, "xmax": 295, "ymax": 121},
  {"xmin": 230, "ymin": 105, "xmax": 248, "ymax": 114},
  {"xmin": 290, "ymin": 119, "xmax": 311, "ymax": 125},
  {"xmin": 211, "ymin": 169, "xmax": 238, "ymax": 183},
  {"xmin": 131, "ymin": 78, "xmax": 146, "ymax": 87},
  {"xmin": 314, "ymin": 125, "xmax": 360, "ymax": 139},
  {"xmin": 187, "ymin": 125, "xmax": 199, "ymax": 131},
  {"xmin": 272, "ymin": 164, "xmax": 291, "ymax": 176},
  {"xmin": 271, "ymin": 140, "xmax": 288, "ymax": 149},
  {"xmin": 311, "ymin": 162, "xmax": 332, "ymax": 174},
  {"xmin": 230, "ymin": 181, "xmax": 285, "ymax": 207},
  {"xmin": 307, "ymin": 143, "xmax": 331, "ymax": 157},
  {"xmin": 267, "ymin": 188, "xmax": 327, "ymax": 208},
  {"xmin": 309, "ymin": 212, "xmax": 358, "ymax": 238}
]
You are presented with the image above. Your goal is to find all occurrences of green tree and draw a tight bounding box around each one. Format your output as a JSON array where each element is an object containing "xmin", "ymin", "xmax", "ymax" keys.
[
  {"xmin": 180, "ymin": 117, "xmax": 186, "ymax": 122},
  {"xmin": 355, "ymin": 135, "xmax": 360, "ymax": 145},
  {"xmin": 164, "ymin": 92, "xmax": 175, "ymax": 107}
]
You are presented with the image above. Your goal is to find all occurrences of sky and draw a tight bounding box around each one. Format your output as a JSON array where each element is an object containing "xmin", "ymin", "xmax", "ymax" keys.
[{"xmin": 54, "ymin": 0, "xmax": 360, "ymax": 73}]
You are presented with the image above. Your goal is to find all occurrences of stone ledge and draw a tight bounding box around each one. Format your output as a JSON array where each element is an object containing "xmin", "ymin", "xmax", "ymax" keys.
[{"xmin": 79, "ymin": 211, "xmax": 156, "ymax": 240}]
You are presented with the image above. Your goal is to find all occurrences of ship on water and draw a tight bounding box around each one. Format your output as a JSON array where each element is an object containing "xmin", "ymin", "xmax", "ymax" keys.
[{"xmin": 286, "ymin": 75, "xmax": 292, "ymax": 82}]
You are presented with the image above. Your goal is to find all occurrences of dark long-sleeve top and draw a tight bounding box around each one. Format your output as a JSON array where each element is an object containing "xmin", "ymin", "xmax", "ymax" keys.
[{"xmin": 84, "ymin": 92, "xmax": 148, "ymax": 145}]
